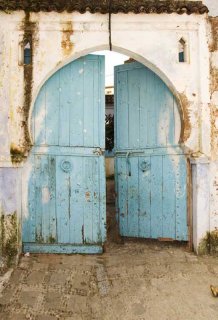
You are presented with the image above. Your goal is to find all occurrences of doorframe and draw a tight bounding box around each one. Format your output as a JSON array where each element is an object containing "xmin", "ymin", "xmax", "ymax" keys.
[{"xmin": 26, "ymin": 45, "xmax": 193, "ymax": 250}]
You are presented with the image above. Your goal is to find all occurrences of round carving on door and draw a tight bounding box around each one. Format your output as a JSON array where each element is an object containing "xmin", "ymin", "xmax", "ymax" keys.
[
  {"xmin": 140, "ymin": 160, "xmax": 150, "ymax": 172},
  {"xmin": 61, "ymin": 160, "xmax": 72, "ymax": 173}
]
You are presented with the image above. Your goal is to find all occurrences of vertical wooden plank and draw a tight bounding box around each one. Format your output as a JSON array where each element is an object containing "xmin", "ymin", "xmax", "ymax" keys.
[
  {"xmin": 175, "ymin": 155, "xmax": 188, "ymax": 240},
  {"xmin": 48, "ymin": 155, "xmax": 57, "ymax": 242},
  {"xmin": 139, "ymin": 68, "xmax": 149, "ymax": 148},
  {"xmin": 162, "ymin": 155, "xmax": 176, "ymax": 239},
  {"xmin": 34, "ymin": 86, "xmax": 46, "ymax": 145},
  {"xmin": 117, "ymin": 157, "xmax": 128, "ymax": 236},
  {"xmin": 154, "ymin": 77, "xmax": 176, "ymax": 147},
  {"xmin": 93, "ymin": 58, "xmax": 100, "ymax": 148},
  {"xmin": 127, "ymin": 156, "xmax": 139, "ymax": 237},
  {"xmin": 155, "ymin": 78, "xmax": 167, "ymax": 146},
  {"xmin": 23, "ymin": 156, "xmax": 36, "ymax": 242},
  {"xmin": 69, "ymin": 156, "xmax": 83, "ymax": 244},
  {"xmin": 59, "ymin": 65, "xmax": 71, "ymax": 146},
  {"xmin": 150, "ymin": 155, "xmax": 163, "ymax": 238},
  {"xmin": 83, "ymin": 157, "xmax": 93, "ymax": 243},
  {"xmin": 83, "ymin": 59, "xmax": 94, "ymax": 146},
  {"xmin": 147, "ymin": 73, "xmax": 157, "ymax": 147},
  {"xmin": 45, "ymin": 73, "xmax": 60, "ymax": 145},
  {"xmin": 70, "ymin": 58, "xmax": 84, "ymax": 146},
  {"xmin": 166, "ymin": 89, "xmax": 175, "ymax": 146},
  {"xmin": 115, "ymin": 68, "xmax": 129, "ymax": 149},
  {"xmin": 128, "ymin": 68, "xmax": 140, "ymax": 149},
  {"xmin": 56, "ymin": 156, "xmax": 70, "ymax": 243},
  {"xmin": 97, "ymin": 55, "xmax": 106, "ymax": 242},
  {"xmin": 40, "ymin": 155, "xmax": 50, "ymax": 243},
  {"xmin": 92, "ymin": 157, "xmax": 100, "ymax": 243},
  {"xmin": 34, "ymin": 155, "xmax": 43, "ymax": 242},
  {"xmin": 138, "ymin": 156, "xmax": 151, "ymax": 238},
  {"xmin": 98, "ymin": 55, "xmax": 105, "ymax": 149},
  {"xmin": 99, "ymin": 155, "xmax": 106, "ymax": 243},
  {"xmin": 114, "ymin": 66, "xmax": 118, "ymax": 152}
]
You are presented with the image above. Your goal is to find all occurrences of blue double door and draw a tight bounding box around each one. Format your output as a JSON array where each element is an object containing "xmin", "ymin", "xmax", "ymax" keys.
[{"xmin": 22, "ymin": 56, "xmax": 188, "ymax": 254}]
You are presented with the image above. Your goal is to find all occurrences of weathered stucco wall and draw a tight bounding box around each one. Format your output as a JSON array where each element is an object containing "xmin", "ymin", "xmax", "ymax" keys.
[
  {"xmin": 0, "ymin": 168, "xmax": 21, "ymax": 271},
  {"xmin": 0, "ymin": 2, "xmax": 218, "ymax": 268},
  {"xmin": 202, "ymin": 12, "xmax": 218, "ymax": 254},
  {"xmin": 0, "ymin": 11, "xmax": 211, "ymax": 160}
]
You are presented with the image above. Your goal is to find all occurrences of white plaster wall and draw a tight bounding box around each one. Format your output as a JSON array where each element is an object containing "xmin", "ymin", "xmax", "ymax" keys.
[
  {"xmin": 207, "ymin": 1, "xmax": 218, "ymax": 241},
  {"xmin": 193, "ymin": 159, "xmax": 218, "ymax": 252},
  {"xmin": 0, "ymin": 22, "xmax": 12, "ymax": 163},
  {"xmin": 210, "ymin": 162, "xmax": 218, "ymax": 231},
  {"xmin": 0, "ymin": 9, "xmax": 216, "ymax": 252},
  {"xmin": 0, "ymin": 12, "xmax": 25, "ymax": 165},
  {"xmin": 192, "ymin": 158, "xmax": 210, "ymax": 252}
]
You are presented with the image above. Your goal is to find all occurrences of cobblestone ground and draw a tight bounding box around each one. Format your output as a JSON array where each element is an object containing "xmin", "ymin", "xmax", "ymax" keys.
[{"xmin": 0, "ymin": 240, "xmax": 218, "ymax": 320}]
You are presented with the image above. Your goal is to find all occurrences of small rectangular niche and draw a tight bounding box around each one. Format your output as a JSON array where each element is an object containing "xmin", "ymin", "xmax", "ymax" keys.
[
  {"xmin": 24, "ymin": 41, "xmax": 32, "ymax": 65},
  {"xmin": 18, "ymin": 40, "xmax": 32, "ymax": 66},
  {"xmin": 178, "ymin": 38, "xmax": 187, "ymax": 63}
]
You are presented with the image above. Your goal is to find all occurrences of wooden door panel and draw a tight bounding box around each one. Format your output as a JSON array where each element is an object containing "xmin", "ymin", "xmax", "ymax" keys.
[
  {"xmin": 23, "ymin": 55, "xmax": 106, "ymax": 254},
  {"xmin": 115, "ymin": 62, "xmax": 188, "ymax": 241},
  {"xmin": 116, "ymin": 153, "xmax": 187, "ymax": 240}
]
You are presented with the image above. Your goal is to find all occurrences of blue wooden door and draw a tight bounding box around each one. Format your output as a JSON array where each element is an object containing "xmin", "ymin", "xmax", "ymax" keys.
[
  {"xmin": 115, "ymin": 62, "xmax": 188, "ymax": 241},
  {"xmin": 22, "ymin": 55, "xmax": 106, "ymax": 253}
]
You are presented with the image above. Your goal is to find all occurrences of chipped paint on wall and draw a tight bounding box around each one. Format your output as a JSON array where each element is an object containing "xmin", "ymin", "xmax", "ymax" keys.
[
  {"xmin": 0, "ymin": 211, "xmax": 18, "ymax": 271},
  {"xmin": 210, "ymin": 165, "xmax": 218, "ymax": 227},
  {"xmin": 208, "ymin": 16, "xmax": 218, "ymax": 244},
  {"xmin": 209, "ymin": 17, "xmax": 218, "ymax": 52},
  {"xmin": 209, "ymin": 17, "xmax": 218, "ymax": 159},
  {"xmin": 21, "ymin": 13, "xmax": 38, "ymax": 159},
  {"xmin": 210, "ymin": 67, "xmax": 218, "ymax": 95},
  {"xmin": 178, "ymin": 92, "xmax": 192, "ymax": 144},
  {"xmin": 61, "ymin": 21, "xmax": 74, "ymax": 56},
  {"xmin": 0, "ymin": 168, "xmax": 21, "ymax": 272},
  {"xmin": 198, "ymin": 230, "xmax": 218, "ymax": 255}
]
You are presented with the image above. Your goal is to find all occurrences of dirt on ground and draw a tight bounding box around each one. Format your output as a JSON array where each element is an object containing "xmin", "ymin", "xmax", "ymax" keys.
[
  {"xmin": 1, "ymin": 180, "xmax": 218, "ymax": 319},
  {"xmin": 0, "ymin": 240, "xmax": 218, "ymax": 320}
]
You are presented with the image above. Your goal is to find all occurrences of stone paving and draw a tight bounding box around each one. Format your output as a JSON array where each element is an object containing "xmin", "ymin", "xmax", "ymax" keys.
[{"xmin": 1, "ymin": 240, "xmax": 218, "ymax": 320}]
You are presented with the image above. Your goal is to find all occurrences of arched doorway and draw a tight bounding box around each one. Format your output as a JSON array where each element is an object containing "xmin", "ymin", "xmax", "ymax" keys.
[{"xmin": 22, "ymin": 52, "xmax": 188, "ymax": 254}]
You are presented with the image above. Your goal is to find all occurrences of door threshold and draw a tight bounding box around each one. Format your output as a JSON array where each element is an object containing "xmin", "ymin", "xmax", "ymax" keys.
[{"xmin": 23, "ymin": 243, "xmax": 103, "ymax": 254}]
